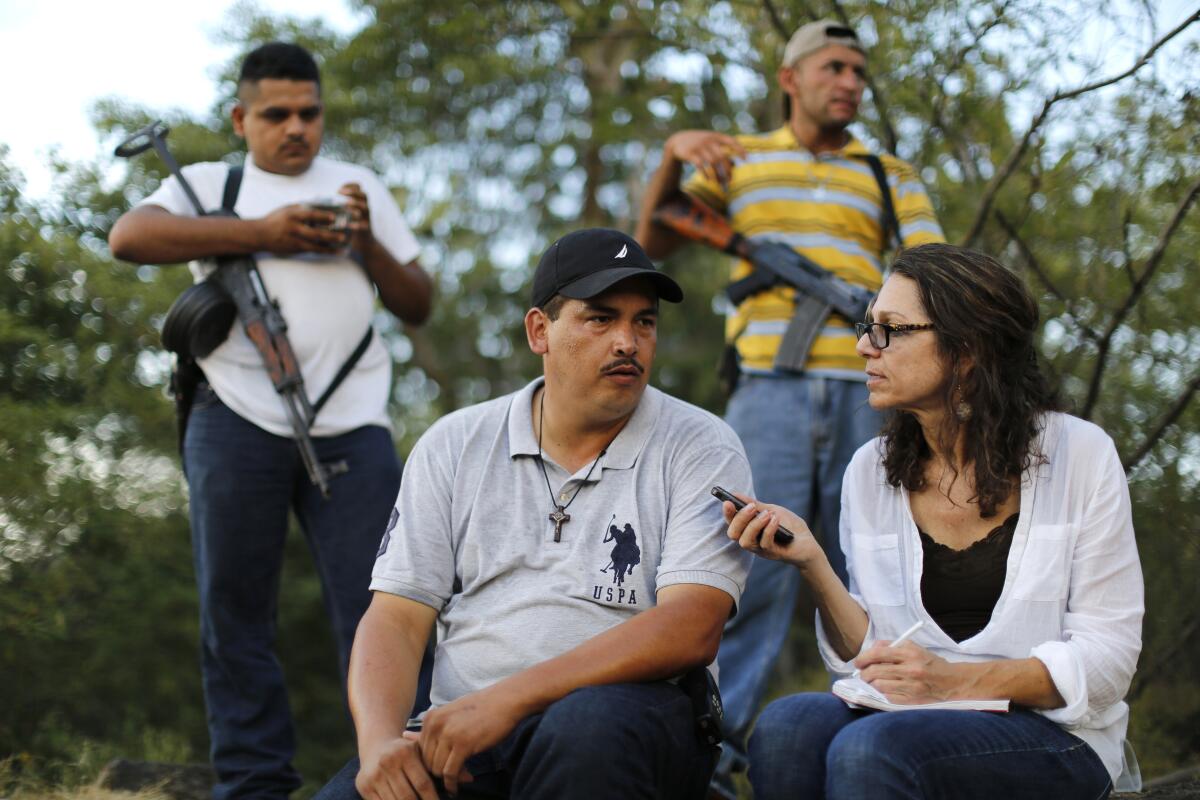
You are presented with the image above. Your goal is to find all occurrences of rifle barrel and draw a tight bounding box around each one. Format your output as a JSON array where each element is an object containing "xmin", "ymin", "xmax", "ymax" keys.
[{"xmin": 281, "ymin": 389, "xmax": 332, "ymax": 497}]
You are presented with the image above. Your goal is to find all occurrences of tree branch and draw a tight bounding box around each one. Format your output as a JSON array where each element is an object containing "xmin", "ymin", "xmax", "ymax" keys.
[
  {"xmin": 994, "ymin": 210, "xmax": 1068, "ymax": 303},
  {"xmin": 1081, "ymin": 174, "xmax": 1200, "ymax": 417},
  {"xmin": 760, "ymin": 0, "xmax": 791, "ymax": 40},
  {"xmin": 994, "ymin": 209, "xmax": 1101, "ymax": 343},
  {"xmin": 930, "ymin": 95, "xmax": 980, "ymax": 182},
  {"xmin": 922, "ymin": 1, "xmax": 1013, "ymax": 182},
  {"xmin": 1120, "ymin": 207, "xmax": 1137, "ymax": 287},
  {"xmin": 1121, "ymin": 368, "xmax": 1200, "ymax": 472},
  {"xmin": 827, "ymin": 0, "xmax": 898, "ymax": 153},
  {"xmin": 1059, "ymin": 9, "xmax": 1198, "ymax": 101},
  {"xmin": 961, "ymin": 9, "xmax": 1200, "ymax": 246}
]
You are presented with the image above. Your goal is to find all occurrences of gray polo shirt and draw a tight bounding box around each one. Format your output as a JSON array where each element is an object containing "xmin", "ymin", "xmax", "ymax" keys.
[{"xmin": 371, "ymin": 378, "xmax": 753, "ymax": 707}]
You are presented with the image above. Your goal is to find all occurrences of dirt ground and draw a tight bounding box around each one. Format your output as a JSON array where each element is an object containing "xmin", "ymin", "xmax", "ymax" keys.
[{"xmin": 1124, "ymin": 772, "xmax": 1200, "ymax": 799}]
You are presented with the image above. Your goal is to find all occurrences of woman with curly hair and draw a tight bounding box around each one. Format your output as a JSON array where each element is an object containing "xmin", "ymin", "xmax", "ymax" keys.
[{"xmin": 724, "ymin": 243, "xmax": 1143, "ymax": 799}]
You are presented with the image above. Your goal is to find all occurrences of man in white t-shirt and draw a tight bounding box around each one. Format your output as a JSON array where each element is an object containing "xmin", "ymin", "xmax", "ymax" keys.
[{"xmin": 109, "ymin": 42, "xmax": 432, "ymax": 800}]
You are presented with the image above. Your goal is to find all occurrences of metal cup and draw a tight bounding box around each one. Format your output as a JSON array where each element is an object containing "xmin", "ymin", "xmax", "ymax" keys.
[{"xmin": 307, "ymin": 198, "xmax": 352, "ymax": 241}]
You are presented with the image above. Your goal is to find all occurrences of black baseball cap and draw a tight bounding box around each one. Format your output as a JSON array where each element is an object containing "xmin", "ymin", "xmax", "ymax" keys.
[{"xmin": 531, "ymin": 228, "xmax": 684, "ymax": 308}]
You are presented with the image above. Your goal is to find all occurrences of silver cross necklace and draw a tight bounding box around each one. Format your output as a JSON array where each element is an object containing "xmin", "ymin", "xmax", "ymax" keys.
[{"xmin": 535, "ymin": 389, "xmax": 618, "ymax": 543}]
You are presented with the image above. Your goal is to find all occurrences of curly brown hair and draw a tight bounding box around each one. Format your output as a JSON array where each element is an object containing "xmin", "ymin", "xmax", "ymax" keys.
[{"xmin": 879, "ymin": 243, "xmax": 1059, "ymax": 517}]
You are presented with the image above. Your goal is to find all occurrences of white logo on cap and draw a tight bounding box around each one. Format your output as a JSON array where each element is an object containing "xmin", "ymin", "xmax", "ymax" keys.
[{"xmin": 615, "ymin": 244, "xmax": 628, "ymax": 259}]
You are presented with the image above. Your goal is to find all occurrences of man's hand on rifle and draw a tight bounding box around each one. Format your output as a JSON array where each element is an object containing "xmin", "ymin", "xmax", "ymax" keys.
[
  {"xmin": 666, "ymin": 130, "xmax": 747, "ymax": 186},
  {"xmin": 338, "ymin": 182, "xmax": 374, "ymax": 254},
  {"xmin": 257, "ymin": 204, "xmax": 350, "ymax": 255}
]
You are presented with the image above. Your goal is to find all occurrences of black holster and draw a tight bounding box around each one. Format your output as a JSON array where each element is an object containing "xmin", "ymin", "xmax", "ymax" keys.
[
  {"xmin": 718, "ymin": 343, "xmax": 741, "ymax": 398},
  {"xmin": 680, "ymin": 666, "xmax": 724, "ymax": 746},
  {"xmin": 170, "ymin": 357, "xmax": 204, "ymax": 452}
]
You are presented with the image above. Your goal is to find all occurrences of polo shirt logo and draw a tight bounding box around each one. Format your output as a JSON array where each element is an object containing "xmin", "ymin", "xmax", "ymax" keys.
[{"xmin": 593, "ymin": 517, "xmax": 641, "ymax": 605}]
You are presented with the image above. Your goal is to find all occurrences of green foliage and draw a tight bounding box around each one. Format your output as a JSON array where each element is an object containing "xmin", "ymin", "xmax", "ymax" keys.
[
  {"xmin": 0, "ymin": 148, "xmax": 203, "ymax": 780},
  {"xmin": 2, "ymin": 0, "xmax": 1198, "ymax": 791}
]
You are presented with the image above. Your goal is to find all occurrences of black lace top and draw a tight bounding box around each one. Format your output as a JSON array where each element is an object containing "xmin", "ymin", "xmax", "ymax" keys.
[{"xmin": 919, "ymin": 513, "xmax": 1019, "ymax": 643}]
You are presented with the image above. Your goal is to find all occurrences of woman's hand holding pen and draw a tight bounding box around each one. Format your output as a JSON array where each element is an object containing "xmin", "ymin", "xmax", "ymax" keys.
[
  {"xmin": 722, "ymin": 494, "xmax": 825, "ymax": 570},
  {"xmin": 855, "ymin": 640, "xmax": 970, "ymax": 705}
]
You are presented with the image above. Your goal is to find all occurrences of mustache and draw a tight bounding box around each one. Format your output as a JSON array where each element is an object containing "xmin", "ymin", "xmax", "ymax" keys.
[{"xmin": 601, "ymin": 357, "xmax": 644, "ymax": 375}]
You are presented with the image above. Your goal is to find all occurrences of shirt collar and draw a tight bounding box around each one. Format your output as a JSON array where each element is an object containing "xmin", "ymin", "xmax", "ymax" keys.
[
  {"xmin": 244, "ymin": 153, "xmax": 318, "ymax": 178},
  {"xmin": 771, "ymin": 124, "xmax": 869, "ymax": 158},
  {"xmin": 507, "ymin": 377, "xmax": 662, "ymax": 472},
  {"xmin": 508, "ymin": 378, "xmax": 544, "ymax": 458}
]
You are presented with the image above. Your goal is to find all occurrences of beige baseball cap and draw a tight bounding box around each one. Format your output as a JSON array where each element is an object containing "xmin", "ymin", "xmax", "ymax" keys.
[{"xmin": 782, "ymin": 19, "xmax": 865, "ymax": 67}]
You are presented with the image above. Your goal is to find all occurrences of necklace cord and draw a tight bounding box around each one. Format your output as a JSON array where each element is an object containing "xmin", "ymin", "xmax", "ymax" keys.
[{"xmin": 536, "ymin": 389, "xmax": 613, "ymax": 517}]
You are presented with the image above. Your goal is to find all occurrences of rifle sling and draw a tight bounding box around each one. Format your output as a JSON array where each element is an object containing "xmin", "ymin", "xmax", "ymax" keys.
[
  {"xmin": 222, "ymin": 165, "xmax": 244, "ymax": 213},
  {"xmin": 221, "ymin": 164, "xmax": 373, "ymax": 426},
  {"xmin": 855, "ymin": 154, "xmax": 901, "ymax": 251},
  {"xmin": 311, "ymin": 328, "xmax": 374, "ymax": 421}
]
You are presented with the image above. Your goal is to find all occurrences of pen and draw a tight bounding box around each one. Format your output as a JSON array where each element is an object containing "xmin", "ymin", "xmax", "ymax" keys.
[
  {"xmin": 889, "ymin": 619, "xmax": 925, "ymax": 648},
  {"xmin": 852, "ymin": 620, "xmax": 925, "ymax": 678}
]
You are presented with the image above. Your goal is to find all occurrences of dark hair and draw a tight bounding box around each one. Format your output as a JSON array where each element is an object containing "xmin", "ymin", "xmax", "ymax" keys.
[
  {"xmin": 239, "ymin": 42, "xmax": 320, "ymax": 89},
  {"xmin": 539, "ymin": 294, "xmax": 568, "ymax": 321},
  {"xmin": 879, "ymin": 243, "xmax": 1059, "ymax": 517}
]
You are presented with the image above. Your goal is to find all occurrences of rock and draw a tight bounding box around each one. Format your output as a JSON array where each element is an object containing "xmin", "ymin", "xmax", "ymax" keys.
[
  {"xmin": 1122, "ymin": 767, "xmax": 1200, "ymax": 799},
  {"xmin": 95, "ymin": 760, "xmax": 215, "ymax": 800}
]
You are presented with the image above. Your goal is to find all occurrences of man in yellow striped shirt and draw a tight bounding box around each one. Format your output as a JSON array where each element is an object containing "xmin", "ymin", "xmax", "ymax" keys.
[{"xmin": 636, "ymin": 19, "xmax": 943, "ymax": 797}]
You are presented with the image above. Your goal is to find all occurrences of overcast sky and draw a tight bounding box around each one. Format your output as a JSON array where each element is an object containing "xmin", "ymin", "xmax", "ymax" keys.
[
  {"xmin": 0, "ymin": 0, "xmax": 366, "ymax": 199},
  {"xmin": 1, "ymin": 1, "xmax": 1196, "ymax": 201}
]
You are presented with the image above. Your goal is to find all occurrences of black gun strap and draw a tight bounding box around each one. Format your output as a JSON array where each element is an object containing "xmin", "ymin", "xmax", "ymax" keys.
[
  {"xmin": 167, "ymin": 164, "xmax": 242, "ymax": 448},
  {"xmin": 222, "ymin": 165, "xmax": 243, "ymax": 212},
  {"xmin": 171, "ymin": 356, "xmax": 205, "ymax": 453},
  {"xmin": 856, "ymin": 154, "xmax": 901, "ymax": 251},
  {"xmin": 311, "ymin": 328, "xmax": 374, "ymax": 420}
]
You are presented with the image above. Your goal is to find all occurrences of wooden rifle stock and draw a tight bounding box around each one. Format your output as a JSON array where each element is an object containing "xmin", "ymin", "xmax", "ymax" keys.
[
  {"xmin": 243, "ymin": 318, "xmax": 303, "ymax": 392},
  {"xmin": 652, "ymin": 192, "xmax": 754, "ymax": 260},
  {"xmin": 651, "ymin": 189, "xmax": 874, "ymax": 374},
  {"xmin": 214, "ymin": 257, "xmax": 339, "ymax": 498}
]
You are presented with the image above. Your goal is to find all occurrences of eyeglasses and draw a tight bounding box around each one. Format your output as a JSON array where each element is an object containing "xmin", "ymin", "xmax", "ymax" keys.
[{"xmin": 855, "ymin": 322, "xmax": 936, "ymax": 349}]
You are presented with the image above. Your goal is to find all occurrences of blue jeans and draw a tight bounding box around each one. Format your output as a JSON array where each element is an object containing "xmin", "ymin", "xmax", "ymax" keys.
[
  {"xmin": 713, "ymin": 374, "xmax": 881, "ymax": 788},
  {"xmin": 749, "ymin": 693, "xmax": 1112, "ymax": 800},
  {"xmin": 314, "ymin": 683, "xmax": 717, "ymax": 800},
  {"xmin": 183, "ymin": 385, "xmax": 414, "ymax": 800}
]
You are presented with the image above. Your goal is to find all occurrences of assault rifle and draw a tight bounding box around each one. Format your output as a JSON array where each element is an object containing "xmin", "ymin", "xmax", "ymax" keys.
[
  {"xmin": 115, "ymin": 121, "xmax": 345, "ymax": 497},
  {"xmin": 652, "ymin": 192, "xmax": 874, "ymax": 371}
]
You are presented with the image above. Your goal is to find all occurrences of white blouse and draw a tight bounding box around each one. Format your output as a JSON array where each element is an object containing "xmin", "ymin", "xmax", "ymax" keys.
[{"xmin": 818, "ymin": 412, "xmax": 1144, "ymax": 783}]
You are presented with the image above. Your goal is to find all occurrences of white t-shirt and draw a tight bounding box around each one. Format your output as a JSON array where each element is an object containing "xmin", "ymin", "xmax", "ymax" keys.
[
  {"xmin": 823, "ymin": 412, "xmax": 1143, "ymax": 783},
  {"xmin": 140, "ymin": 156, "xmax": 421, "ymax": 437}
]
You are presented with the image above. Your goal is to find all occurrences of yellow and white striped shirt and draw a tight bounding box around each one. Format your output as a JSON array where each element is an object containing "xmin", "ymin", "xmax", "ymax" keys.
[{"xmin": 685, "ymin": 126, "xmax": 944, "ymax": 378}]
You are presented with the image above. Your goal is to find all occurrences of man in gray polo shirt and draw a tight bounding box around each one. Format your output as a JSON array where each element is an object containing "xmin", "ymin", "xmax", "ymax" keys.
[{"xmin": 315, "ymin": 229, "xmax": 752, "ymax": 800}]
